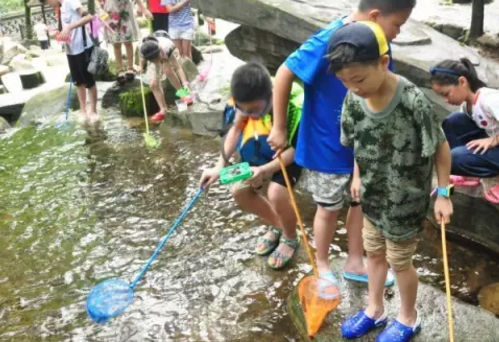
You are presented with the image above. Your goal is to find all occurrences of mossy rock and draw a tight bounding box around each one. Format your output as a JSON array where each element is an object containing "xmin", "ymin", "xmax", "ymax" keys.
[
  {"xmin": 118, "ymin": 83, "xmax": 159, "ymax": 117},
  {"xmin": 194, "ymin": 31, "xmax": 224, "ymax": 47},
  {"xmin": 17, "ymin": 84, "xmax": 79, "ymax": 127}
]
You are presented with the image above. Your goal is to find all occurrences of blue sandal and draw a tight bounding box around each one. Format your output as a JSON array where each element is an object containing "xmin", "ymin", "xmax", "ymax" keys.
[
  {"xmin": 343, "ymin": 269, "xmax": 396, "ymax": 287},
  {"xmin": 341, "ymin": 310, "xmax": 388, "ymax": 339},
  {"xmin": 376, "ymin": 312, "xmax": 421, "ymax": 342},
  {"xmin": 255, "ymin": 227, "xmax": 281, "ymax": 256}
]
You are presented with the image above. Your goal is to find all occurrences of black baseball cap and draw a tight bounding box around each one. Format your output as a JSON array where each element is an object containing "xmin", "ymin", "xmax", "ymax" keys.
[{"xmin": 327, "ymin": 21, "xmax": 389, "ymax": 62}]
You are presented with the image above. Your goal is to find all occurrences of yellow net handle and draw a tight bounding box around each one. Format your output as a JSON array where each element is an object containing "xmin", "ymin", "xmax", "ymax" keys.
[
  {"xmin": 277, "ymin": 156, "xmax": 319, "ymax": 278},
  {"xmin": 441, "ymin": 220, "xmax": 455, "ymax": 342}
]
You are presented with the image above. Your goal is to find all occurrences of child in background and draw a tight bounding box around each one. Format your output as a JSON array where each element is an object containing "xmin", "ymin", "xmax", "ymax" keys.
[
  {"xmin": 39, "ymin": 0, "xmax": 99, "ymax": 123},
  {"xmin": 97, "ymin": 0, "xmax": 152, "ymax": 84},
  {"xmin": 199, "ymin": 63, "xmax": 303, "ymax": 269},
  {"xmin": 327, "ymin": 22, "xmax": 453, "ymax": 342},
  {"xmin": 139, "ymin": 33, "xmax": 190, "ymax": 123},
  {"xmin": 430, "ymin": 58, "xmax": 499, "ymax": 204},
  {"xmin": 162, "ymin": 0, "xmax": 194, "ymax": 60},
  {"xmin": 146, "ymin": 0, "xmax": 169, "ymax": 33},
  {"xmin": 267, "ymin": 0, "xmax": 417, "ymax": 288},
  {"xmin": 34, "ymin": 19, "xmax": 50, "ymax": 50}
]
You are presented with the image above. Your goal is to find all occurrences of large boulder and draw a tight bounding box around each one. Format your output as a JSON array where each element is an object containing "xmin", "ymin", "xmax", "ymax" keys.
[
  {"xmin": 192, "ymin": 0, "xmax": 499, "ymax": 90},
  {"xmin": 1, "ymin": 42, "xmax": 28, "ymax": 65},
  {"xmin": 17, "ymin": 85, "xmax": 79, "ymax": 128},
  {"xmin": 288, "ymin": 261, "xmax": 499, "ymax": 342}
]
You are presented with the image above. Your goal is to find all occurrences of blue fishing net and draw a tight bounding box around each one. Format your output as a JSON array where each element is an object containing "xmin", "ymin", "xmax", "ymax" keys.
[{"xmin": 87, "ymin": 279, "xmax": 134, "ymax": 324}]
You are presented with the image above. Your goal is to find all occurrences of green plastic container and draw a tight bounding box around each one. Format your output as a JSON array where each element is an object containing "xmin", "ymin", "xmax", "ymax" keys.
[{"xmin": 219, "ymin": 162, "xmax": 253, "ymax": 185}]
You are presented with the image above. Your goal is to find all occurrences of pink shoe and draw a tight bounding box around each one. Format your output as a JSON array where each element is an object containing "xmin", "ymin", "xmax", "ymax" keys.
[
  {"xmin": 484, "ymin": 185, "xmax": 499, "ymax": 204},
  {"xmin": 450, "ymin": 175, "xmax": 481, "ymax": 187}
]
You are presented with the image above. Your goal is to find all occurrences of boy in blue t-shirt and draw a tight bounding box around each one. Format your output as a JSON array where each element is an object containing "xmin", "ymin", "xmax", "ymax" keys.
[{"xmin": 268, "ymin": 0, "xmax": 415, "ymax": 287}]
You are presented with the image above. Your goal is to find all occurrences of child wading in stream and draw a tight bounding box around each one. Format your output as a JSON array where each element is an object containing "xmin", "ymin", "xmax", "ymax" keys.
[
  {"xmin": 267, "ymin": 0, "xmax": 418, "ymax": 289},
  {"xmin": 199, "ymin": 62, "xmax": 303, "ymax": 269},
  {"xmin": 327, "ymin": 22, "xmax": 453, "ymax": 342},
  {"xmin": 40, "ymin": 0, "xmax": 99, "ymax": 123},
  {"xmin": 97, "ymin": 0, "xmax": 152, "ymax": 84},
  {"xmin": 430, "ymin": 58, "xmax": 499, "ymax": 204},
  {"xmin": 139, "ymin": 32, "xmax": 190, "ymax": 123}
]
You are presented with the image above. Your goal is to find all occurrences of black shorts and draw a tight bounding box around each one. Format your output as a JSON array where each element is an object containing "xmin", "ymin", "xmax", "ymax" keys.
[
  {"xmin": 67, "ymin": 47, "xmax": 95, "ymax": 88},
  {"xmin": 152, "ymin": 13, "xmax": 169, "ymax": 33},
  {"xmin": 40, "ymin": 40, "xmax": 49, "ymax": 50},
  {"xmin": 271, "ymin": 162, "xmax": 302, "ymax": 188}
]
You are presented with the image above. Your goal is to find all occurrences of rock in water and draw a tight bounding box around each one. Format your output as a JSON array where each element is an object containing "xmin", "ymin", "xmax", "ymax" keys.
[
  {"xmin": 192, "ymin": 0, "xmax": 499, "ymax": 91},
  {"xmin": 288, "ymin": 261, "xmax": 499, "ymax": 342},
  {"xmin": 19, "ymin": 71, "xmax": 46, "ymax": 89},
  {"xmin": 479, "ymin": 283, "xmax": 499, "ymax": 315},
  {"xmin": 17, "ymin": 85, "xmax": 80, "ymax": 127},
  {"xmin": 0, "ymin": 116, "xmax": 11, "ymax": 130}
]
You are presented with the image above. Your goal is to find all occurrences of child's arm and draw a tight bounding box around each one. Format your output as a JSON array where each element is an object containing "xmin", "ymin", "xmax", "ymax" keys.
[
  {"xmin": 59, "ymin": 4, "xmax": 92, "ymax": 39},
  {"xmin": 268, "ymin": 64, "xmax": 295, "ymax": 156},
  {"xmin": 199, "ymin": 113, "xmax": 245, "ymax": 188},
  {"xmin": 136, "ymin": 0, "xmax": 153, "ymax": 19},
  {"xmin": 434, "ymin": 141, "xmax": 453, "ymax": 223},
  {"xmin": 351, "ymin": 160, "xmax": 361, "ymax": 203},
  {"xmin": 164, "ymin": 0, "xmax": 190, "ymax": 14},
  {"xmin": 167, "ymin": 54, "xmax": 189, "ymax": 88}
]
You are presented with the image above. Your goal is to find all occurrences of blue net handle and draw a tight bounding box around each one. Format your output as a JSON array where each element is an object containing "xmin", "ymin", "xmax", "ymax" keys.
[{"xmin": 130, "ymin": 187, "xmax": 204, "ymax": 289}]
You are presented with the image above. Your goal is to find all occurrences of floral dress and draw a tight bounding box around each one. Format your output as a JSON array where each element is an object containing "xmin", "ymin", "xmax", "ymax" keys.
[{"xmin": 100, "ymin": 0, "xmax": 140, "ymax": 44}]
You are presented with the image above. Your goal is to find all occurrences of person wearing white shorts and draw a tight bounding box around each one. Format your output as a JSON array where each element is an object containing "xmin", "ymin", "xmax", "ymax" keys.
[{"xmin": 162, "ymin": 0, "xmax": 194, "ymax": 60}]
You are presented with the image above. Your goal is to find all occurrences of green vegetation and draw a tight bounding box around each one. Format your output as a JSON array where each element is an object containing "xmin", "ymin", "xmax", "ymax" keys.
[{"xmin": 0, "ymin": 0, "xmax": 24, "ymax": 14}]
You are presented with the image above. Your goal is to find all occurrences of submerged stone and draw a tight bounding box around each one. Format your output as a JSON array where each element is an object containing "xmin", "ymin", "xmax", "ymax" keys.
[{"xmin": 288, "ymin": 261, "xmax": 499, "ymax": 342}]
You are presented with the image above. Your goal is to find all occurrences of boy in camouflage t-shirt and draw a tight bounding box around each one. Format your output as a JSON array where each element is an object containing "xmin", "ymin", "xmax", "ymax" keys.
[{"xmin": 327, "ymin": 22, "xmax": 453, "ymax": 342}]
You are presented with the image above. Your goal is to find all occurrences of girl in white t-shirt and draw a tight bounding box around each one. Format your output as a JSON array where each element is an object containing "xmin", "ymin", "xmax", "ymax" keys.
[
  {"xmin": 139, "ymin": 33, "xmax": 190, "ymax": 123},
  {"xmin": 431, "ymin": 58, "xmax": 499, "ymax": 204},
  {"xmin": 41, "ymin": 0, "xmax": 99, "ymax": 123}
]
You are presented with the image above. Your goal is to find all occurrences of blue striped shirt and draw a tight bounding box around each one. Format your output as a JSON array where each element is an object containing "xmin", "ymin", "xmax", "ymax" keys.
[{"xmin": 163, "ymin": 0, "xmax": 194, "ymax": 30}]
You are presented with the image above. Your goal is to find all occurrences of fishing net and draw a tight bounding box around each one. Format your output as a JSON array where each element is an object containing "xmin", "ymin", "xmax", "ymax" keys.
[
  {"xmin": 298, "ymin": 276, "xmax": 341, "ymax": 337},
  {"xmin": 87, "ymin": 279, "xmax": 134, "ymax": 324}
]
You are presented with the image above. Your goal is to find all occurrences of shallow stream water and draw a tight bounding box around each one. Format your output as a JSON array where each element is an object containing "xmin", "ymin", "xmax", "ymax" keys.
[{"xmin": 0, "ymin": 108, "xmax": 498, "ymax": 341}]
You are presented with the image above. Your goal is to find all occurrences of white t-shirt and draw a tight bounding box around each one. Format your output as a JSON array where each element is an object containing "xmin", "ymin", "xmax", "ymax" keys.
[
  {"xmin": 157, "ymin": 36, "xmax": 175, "ymax": 59},
  {"xmin": 34, "ymin": 23, "xmax": 48, "ymax": 41},
  {"xmin": 461, "ymin": 87, "xmax": 499, "ymax": 137},
  {"xmin": 60, "ymin": 0, "xmax": 92, "ymax": 55}
]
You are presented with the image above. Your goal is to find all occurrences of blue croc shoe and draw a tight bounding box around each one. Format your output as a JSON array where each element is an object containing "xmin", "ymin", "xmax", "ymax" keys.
[
  {"xmin": 341, "ymin": 310, "xmax": 388, "ymax": 339},
  {"xmin": 376, "ymin": 311, "xmax": 421, "ymax": 342},
  {"xmin": 343, "ymin": 269, "xmax": 396, "ymax": 287}
]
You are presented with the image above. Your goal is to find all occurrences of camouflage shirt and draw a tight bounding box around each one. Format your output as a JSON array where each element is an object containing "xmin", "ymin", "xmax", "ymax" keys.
[{"xmin": 341, "ymin": 76, "xmax": 446, "ymax": 241}]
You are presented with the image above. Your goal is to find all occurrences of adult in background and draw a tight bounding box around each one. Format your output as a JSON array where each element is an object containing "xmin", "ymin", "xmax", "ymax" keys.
[{"xmin": 145, "ymin": 0, "xmax": 169, "ymax": 33}]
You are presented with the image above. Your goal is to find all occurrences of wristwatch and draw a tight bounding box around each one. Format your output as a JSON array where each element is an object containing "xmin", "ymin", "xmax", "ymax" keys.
[{"xmin": 434, "ymin": 185, "xmax": 453, "ymax": 198}]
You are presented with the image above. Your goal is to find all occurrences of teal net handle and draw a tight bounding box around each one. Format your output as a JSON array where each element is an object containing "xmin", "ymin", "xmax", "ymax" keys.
[{"xmin": 130, "ymin": 187, "xmax": 204, "ymax": 289}]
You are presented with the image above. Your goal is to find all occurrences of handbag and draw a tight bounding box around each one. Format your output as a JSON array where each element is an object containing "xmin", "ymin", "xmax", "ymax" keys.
[{"xmin": 83, "ymin": 24, "xmax": 109, "ymax": 76}]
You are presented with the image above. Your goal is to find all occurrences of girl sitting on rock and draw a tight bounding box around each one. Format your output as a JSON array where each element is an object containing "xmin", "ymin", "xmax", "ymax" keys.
[
  {"xmin": 97, "ymin": 0, "xmax": 152, "ymax": 84},
  {"xmin": 139, "ymin": 32, "xmax": 190, "ymax": 123},
  {"xmin": 430, "ymin": 58, "xmax": 499, "ymax": 204}
]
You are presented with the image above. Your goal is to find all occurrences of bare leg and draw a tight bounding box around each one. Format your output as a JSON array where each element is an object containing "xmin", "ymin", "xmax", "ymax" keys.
[
  {"xmin": 344, "ymin": 205, "xmax": 367, "ymax": 275},
  {"xmin": 173, "ymin": 39, "xmax": 183, "ymax": 58},
  {"xmin": 181, "ymin": 39, "xmax": 192, "ymax": 60},
  {"xmin": 124, "ymin": 42, "xmax": 134, "ymax": 70},
  {"xmin": 232, "ymin": 186, "xmax": 281, "ymax": 228},
  {"xmin": 150, "ymin": 79, "xmax": 167, "ymax": 114},
  {"xmin": 113, "ymin": 43, "xmax": 124, "ymax": 71},
  {"xmin": 267, "ymin": 182, "xmax": 298, "ymax": 267},
  {"xmin": 314, "ymin": 206, "xmax": 340, "ymax": 273},
  {"xmin": 364, "ymin": 252, "xmax": 388, "ymax": 319},
  {"xmin": 87, "ymin": 85, "xmax": 99, "ymax": 121},
  {"xmin": 76, "ymin": 85, "xmax": 88, "ymax": 119},
  {"xmin": 395, "ymin": 266, "xmax": 418, "ymax": 326}
]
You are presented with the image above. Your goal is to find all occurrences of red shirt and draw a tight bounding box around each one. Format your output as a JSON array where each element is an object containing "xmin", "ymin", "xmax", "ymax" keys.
[{"xmin": 148, "ymin": 0, "xmax": 168, "ymax": 14}]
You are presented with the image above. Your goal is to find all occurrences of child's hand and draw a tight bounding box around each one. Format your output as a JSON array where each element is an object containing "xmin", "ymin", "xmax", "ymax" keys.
[
  {"xmin": 142, "ymin": 9, "xmax": 153, "ymax": 19},
  {"xmin": 350, "ymin": 177, "xmax": 361, "ymax": 203},
  {"xmin": 467, "ymin": 137, "xmax": 498, "ymax": 155},
  {"xmin": 199, "ymin": 167, "xmax": 221, "ymax": 189},
  {"xmin": 268, "ymin": 127, "xmax": 287, "ymax": 157},
  {"xmin": 434, "ymin": 196, "xmax": 453, "ymax": 224},
  {"xmin": 59, "ymin": 26, "xmax": 72, "ymax": 41},
  {"xmin": 247, "ymin": 167, "xmax": 266, "ymax": 188}
]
